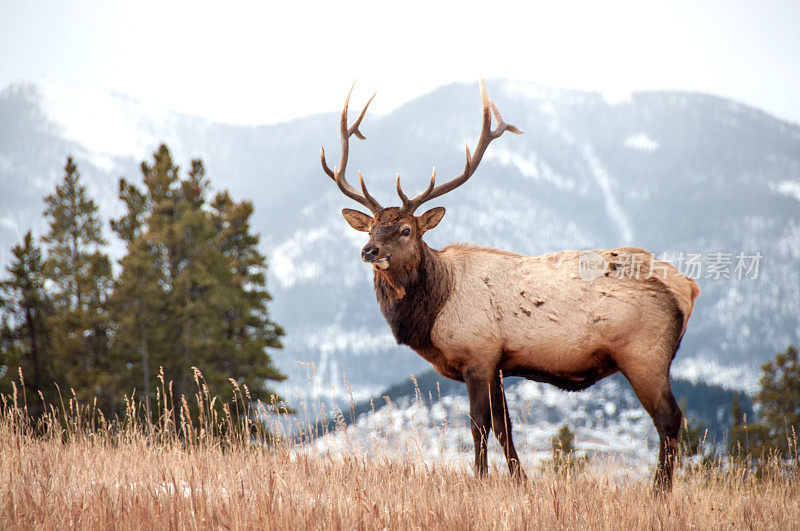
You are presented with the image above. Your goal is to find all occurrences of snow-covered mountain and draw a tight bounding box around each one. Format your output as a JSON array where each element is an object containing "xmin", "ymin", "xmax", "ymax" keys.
[
  {"xmin": 1, "ymin": 80, "xmax": 798, "ymax": 405},
  {"xmin": 309, "ymin": 371, "xmax": 750, "ymax": 471}
]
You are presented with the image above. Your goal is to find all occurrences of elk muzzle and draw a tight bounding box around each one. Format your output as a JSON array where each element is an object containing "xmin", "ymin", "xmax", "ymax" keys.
[{"xmin": 361, "ymin": 243, "xmax": 389, "ymax": 270}]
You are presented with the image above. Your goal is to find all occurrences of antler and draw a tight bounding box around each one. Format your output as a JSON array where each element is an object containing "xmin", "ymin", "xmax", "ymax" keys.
[
  {"xmin": 321, "ymin": 83, "xmax": 383, "ymax": 214},
  {"xmin": 397, "ymin": 79, "xmax": 522, "ymax": 214}
]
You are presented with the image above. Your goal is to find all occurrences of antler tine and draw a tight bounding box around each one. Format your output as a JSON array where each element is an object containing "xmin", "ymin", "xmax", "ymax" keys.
[
  {"xmin": 396, "ymin": 168, "xmax": 436, "ymax": 212},
  {"xmin": 350, "ymin": 93, "xmax": 376, "ymax": 140},
  {"xmin": 358, "ymin": 171, "xmax": 381, "ymax": 209},
  {"xmin": 489, "ymin": 99, "xmax": 523, "ymax": 138},
  {"xmin": 320, "ymin": 83, "xmax": 382, "ymax": 214},
  {"xmin": 398, "ymin": 78, "xmax": 522, "ymax": 214},
  {"xmin": 396, "ymin": 173, "xmax": 411, "ymax": 210},
  {"xmin": 320, "ymin": 147, "xmax": 335, "ymax": 179}
]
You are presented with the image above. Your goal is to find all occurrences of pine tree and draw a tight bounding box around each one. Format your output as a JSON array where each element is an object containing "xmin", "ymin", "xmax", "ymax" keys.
[
  {"xmin": 210, "ymin": 191, "xmax": 285, "ymax": 389},
  {"xmin": 109, "ymin": 177, "xmax": 155, "ymax": 414},
  {"xmin": 552, "ymin": 423, "xmax": 576, "ymax": 455},
  {"xmin": 110, "ymin": 146, "xmax": 190, "ymax": 411},
  {"xmin": 110, "ymin": 145, "xmax": 285, "ymax": 420},
  {"xmin": 109, "ymin": 178, "xmax": 147, "ymax": 243},
  {"xmin": 754, "ymin": 345, "xmax": 800, "ymax": 457},
  {"xmin": 41, "ymin": 157, "xmax": 113, "ymax": 407},
  {"xmin": 728, "ymin": 393, "xmax": 771, "ymax": 460},
  {"xmin": 550, "ymin": 423, "xmax": 586, "ymax": 473},
  {"xmin": 0, "ymin": 232, "xmax": 55, "ymax": 417},
  {"xmin": 42, "ymin": 158, "xmax": 106, "ymax": 307}
]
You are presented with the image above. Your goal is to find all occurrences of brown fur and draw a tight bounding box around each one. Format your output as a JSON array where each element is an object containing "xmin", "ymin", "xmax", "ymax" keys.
[
  {"xmin": 375, "ymin": 244, "xmax": 450, "ymax": 349},
  {"xmin": 345, "ymin": 208, "xmax": 700, "ymax": 491}
]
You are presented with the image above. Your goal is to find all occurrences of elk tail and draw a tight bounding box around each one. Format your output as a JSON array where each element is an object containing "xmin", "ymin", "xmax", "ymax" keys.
[{"xmin": 674, "ymin": 275, "xmax": 700, "ymax": 341}]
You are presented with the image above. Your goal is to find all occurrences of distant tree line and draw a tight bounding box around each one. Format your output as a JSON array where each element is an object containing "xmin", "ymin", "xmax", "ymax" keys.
[
  {"xmin": 0, "ymin": 145, "xmax": 285, "ymax": 420},
  {"xmin": 678, "ymin": 345, "xmax": 799, "ymax": 467}
]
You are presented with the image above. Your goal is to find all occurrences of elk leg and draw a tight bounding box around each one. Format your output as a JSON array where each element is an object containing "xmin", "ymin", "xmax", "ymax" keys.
[
  {"xmin": 652, "ymin": 392, "xmax": 682, "ymax": 493},
  {"xmin": 489, "ymin": 376, "xmax": 526, "ymax": 480},
  {"xmin": 465, "ymin": 371, "xmax": 491, "ymax": 478},
  {"xmin": 622, "ymin": 366, "xmax": 682, "ymax": 493}
]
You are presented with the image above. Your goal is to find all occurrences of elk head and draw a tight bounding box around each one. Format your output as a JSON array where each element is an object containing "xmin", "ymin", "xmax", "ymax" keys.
[{"xmin": 321, "ymin": 80, "xmax": 521, "ymax": 275}]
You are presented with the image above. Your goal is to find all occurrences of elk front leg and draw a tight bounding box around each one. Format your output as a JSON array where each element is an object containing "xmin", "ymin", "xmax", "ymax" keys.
[
  {"xmin": 490, "ymin": 377, "xmax": 526, "ymax": 480},
  {"xmin": 465, "ymin": 370, "xmax": 491, "ymax": 477}
]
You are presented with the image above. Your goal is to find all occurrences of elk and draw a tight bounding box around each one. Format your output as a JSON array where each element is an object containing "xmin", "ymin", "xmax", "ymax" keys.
[{"xmin": 320, "ymin": 80, "xmax": 700, "ymax": 492}]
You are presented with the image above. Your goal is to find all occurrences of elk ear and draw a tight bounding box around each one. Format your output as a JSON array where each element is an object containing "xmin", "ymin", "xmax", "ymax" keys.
[
  {"xmin": 341, "ymin": 209, "xmax": 373, "ymax": 232},
  {"xmin": 417, "ymin": 207, "xmax": 445, "ymax": 234}
]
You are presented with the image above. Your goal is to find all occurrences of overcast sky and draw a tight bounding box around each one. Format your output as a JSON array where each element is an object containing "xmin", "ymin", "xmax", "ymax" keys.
[{"xmin": 2, "ymin": 0, "xmax": 799, "ymax": 125}]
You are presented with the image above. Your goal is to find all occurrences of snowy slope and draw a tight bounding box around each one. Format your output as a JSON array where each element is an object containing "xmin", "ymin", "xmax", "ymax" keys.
[{"xmin": 307, "ymin": 371, "xmax": 751, "ymax": 474}]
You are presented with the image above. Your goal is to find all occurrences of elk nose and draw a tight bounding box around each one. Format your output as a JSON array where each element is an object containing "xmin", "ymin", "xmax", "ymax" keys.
[{"xmin": 362, "ymin": 244, "xmax": 379, "ymax": 262}]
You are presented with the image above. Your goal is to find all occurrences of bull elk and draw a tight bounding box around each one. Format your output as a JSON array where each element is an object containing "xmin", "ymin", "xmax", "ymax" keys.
[{"xmin": 320, "ymin": 80, "xmax": 700, "ymax": 492}]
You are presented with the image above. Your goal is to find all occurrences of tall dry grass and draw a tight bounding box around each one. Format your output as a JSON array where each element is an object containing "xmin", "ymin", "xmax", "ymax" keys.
[{"xmin": 1, "ymin": 371, "xmax": 798, "ymax": 529}]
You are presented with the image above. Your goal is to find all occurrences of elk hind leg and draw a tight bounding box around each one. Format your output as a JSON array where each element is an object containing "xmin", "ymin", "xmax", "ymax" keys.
[{"xmin": 622, "ymin": 364, "xmax": 682, "ymax": 493}]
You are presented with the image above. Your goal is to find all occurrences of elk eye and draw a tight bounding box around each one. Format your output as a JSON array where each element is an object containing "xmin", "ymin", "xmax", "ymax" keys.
[{"xmin": 401, "ymin": 227, "xmax": 411, "ymax": 236}]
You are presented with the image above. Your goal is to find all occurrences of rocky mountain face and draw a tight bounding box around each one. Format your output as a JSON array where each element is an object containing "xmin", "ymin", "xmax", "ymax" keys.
[{"xmin": 1, "ymin": 80, "xmax": 798, "ymax": 407}]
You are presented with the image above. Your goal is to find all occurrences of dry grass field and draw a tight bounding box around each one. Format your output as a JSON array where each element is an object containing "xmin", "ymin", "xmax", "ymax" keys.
[{"xmin": 1, "ymin": 377, "xmax": 798, "ymax": 530}]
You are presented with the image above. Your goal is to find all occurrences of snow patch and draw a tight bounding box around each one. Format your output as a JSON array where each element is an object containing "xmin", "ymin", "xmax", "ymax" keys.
[
  {"xmin": 270, "ymin": 228, "xmax": 329, "ymax": 288},
  {"xmin": 0, "ymin": 216, "xmax": 17, "ymax": 231},
  {"xmin": 624, "ymin": 133, "xmax": 659, "ymax": 152},
  {"xmin": 302, "ymin": 326, "xmax": 395, "ymax": 356},
  {"xmin": 672, "ymin": 356, "xmax": 759, "ymax": 393},
  {"xmin": 769, "ymin": 180, "xmax": 800, "ymax": 202},
  {"xmin": 291, "ymin": 326, "xmax": 396, "ymax": 400},
  {"xmin": 578, "ymin": 143, "xmax": 634, "ymax": 243},
  {"xmin": 485, "ymin": 147, "xmax": 578, "ymax": 192},
  {"xmin": 37, "ymin": 82, "xmax": 187, "ymax": 165}
]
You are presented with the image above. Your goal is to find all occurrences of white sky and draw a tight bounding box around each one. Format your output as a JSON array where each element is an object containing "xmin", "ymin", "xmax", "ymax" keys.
[{"xmin": 2, "ymin": 0, "xmax": 799, "ymax": 125}]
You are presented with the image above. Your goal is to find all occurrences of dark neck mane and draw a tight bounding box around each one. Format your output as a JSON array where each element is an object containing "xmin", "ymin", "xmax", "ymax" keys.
[{"xmin": 374, "ymin": 244, "xmax": 451, "ymax": 349}]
